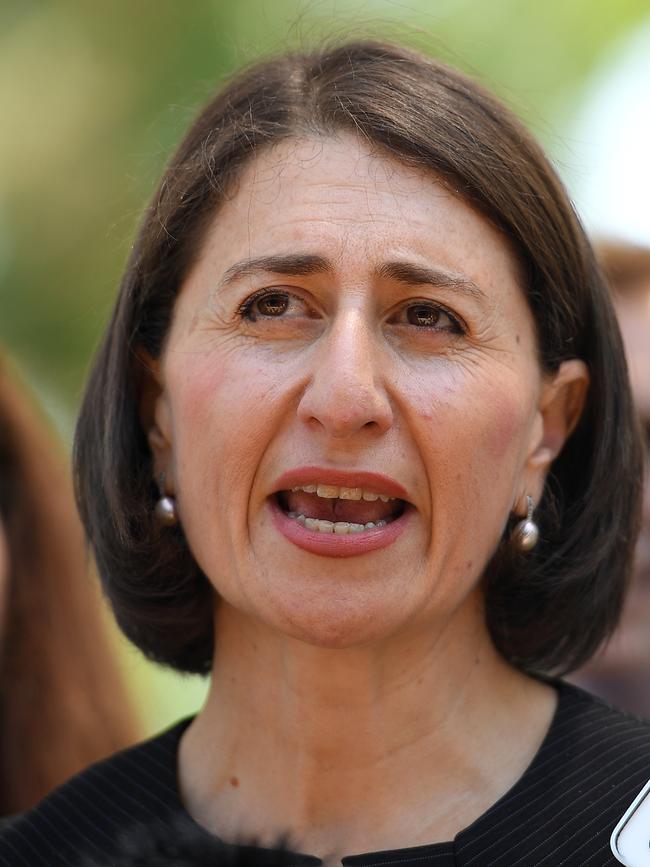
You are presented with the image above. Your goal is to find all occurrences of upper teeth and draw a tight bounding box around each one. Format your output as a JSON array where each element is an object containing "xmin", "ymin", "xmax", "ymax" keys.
[{"xmin": 290, "ymin": 484, "xmax": 395, "ymax": 503}]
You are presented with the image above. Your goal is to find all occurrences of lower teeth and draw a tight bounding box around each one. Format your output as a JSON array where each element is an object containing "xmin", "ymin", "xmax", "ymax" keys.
[{"xmin": 287, "ymin": 513, "xmax": 388, "ymax": 534}]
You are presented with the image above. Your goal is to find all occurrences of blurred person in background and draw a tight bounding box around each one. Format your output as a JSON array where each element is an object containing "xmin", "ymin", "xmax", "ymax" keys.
[
  {"xmin": 0, "ymin": 354, "xmax": 139, "ymax": 817},
  {"xmin": 573, "ymin": 241, "xmax": 650, "ymax": 716},
  {"xmin": 566, "ymin": 17, "xmax": 650, "ymax": 718}
]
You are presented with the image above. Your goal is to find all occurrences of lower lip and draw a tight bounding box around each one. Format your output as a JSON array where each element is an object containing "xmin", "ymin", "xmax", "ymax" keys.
[{"xmin": 269, "ymin": 498, "xmax": 411, "ymax": 558}]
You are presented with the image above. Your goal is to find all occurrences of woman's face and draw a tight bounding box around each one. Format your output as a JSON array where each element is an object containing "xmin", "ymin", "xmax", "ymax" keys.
[{"xmin": 147, "ymin": 135, "xmax": 575, "ymax": 648}]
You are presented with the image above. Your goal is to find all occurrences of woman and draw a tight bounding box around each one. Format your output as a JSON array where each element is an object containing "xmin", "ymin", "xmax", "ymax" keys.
[
  {"xmin": 0, "ymin": 356, "xmax": 138, "ymax": 816},
  {"xmin": 2, "ymin": 41, "xmax": 648, "ymax": 866}
]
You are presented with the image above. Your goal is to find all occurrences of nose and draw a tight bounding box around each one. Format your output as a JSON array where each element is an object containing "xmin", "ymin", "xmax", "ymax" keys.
[{"xmin": 296, "ymin": 309, "xmax": 393, "ymax": 439}]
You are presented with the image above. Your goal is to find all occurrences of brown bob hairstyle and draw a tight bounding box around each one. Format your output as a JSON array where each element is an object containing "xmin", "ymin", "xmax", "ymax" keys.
[{"xmin": 74, "ymin": 40, "xmax": 643, "ymax": 677}]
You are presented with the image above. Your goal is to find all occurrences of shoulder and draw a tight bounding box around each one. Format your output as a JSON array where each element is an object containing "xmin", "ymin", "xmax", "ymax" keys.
[
  {"xmin": 548, "ymin": 679, "xmax": 650, "ymax": 772},
  {"xmin": 0, "ymin": 718, "xmax": 192, "ymax": 867},
  {"xmin": 457, "ymin": 681, "xmax": 650, "ymax": 866}
]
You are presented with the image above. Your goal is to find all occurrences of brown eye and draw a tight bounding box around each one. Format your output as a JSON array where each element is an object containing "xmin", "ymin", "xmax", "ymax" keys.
[
  {"xmin": 395, "ymin": 301, "xmax": 464, "ymax": 334},
  {"xmin": 239, "ymin": 290, "xmax": 313, "ymax": 323},
  {"xmin": 407, "ymin": 304, "xmax": 442, "ymax": 328},
  {"xmin": 254, "ymin": 293, "xmax": 289, "ymax": 317}
]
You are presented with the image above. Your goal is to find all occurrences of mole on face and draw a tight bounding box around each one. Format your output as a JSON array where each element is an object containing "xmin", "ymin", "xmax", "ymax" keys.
[{"xmin": 229, "ymin": 776, "xmax": 240, "ymax": 788}]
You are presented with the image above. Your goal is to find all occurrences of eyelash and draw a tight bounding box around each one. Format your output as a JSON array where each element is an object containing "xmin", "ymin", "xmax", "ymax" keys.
[
  {"xmin": 238, "ymin": 288, "xmax": 307, "ymax": 322},
  {"xmin": 238, "ymin": 288, "xmax": 466, "ymax": 334}
]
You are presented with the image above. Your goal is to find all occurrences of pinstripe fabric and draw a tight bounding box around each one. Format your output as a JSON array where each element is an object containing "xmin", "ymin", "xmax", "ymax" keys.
[{"xmin": 0, "ymin": 682, "xmax": 648, "ymax": 866}]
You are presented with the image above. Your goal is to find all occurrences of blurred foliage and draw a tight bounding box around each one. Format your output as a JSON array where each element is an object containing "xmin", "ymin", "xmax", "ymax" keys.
[{"xmin": 1, "ymin": 0, "xmax": 649, "ymax": 731}]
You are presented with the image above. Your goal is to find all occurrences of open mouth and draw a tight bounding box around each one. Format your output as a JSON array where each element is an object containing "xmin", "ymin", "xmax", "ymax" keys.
[{"xmin": 274, "ymin": 483, "xmax": 407, "ymax": 535}]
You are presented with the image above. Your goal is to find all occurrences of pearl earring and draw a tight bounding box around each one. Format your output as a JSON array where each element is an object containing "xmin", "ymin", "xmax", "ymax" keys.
[
  {"xmin": 155, "ymin": 473, "xmax": 178, "ymax": 526},
  {"xmin": 512, "ymin": 495, "xmax": 539, "ymax": 552}
]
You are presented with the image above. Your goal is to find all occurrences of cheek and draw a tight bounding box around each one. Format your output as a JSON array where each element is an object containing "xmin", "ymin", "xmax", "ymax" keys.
[
  {"xmin": 167, "ymin": 349, "xmax": 289, "ymax": 497},
  {"xmin": 171, "ymin": 352, "xmax": 273, "ymax": 437},
  {"xmin": 481, "ymin": 394, "xmax": 527, "ymax": 461},
  {"xmin": 412, "ymin": 365, "xmax": 531, "ymax": 461},
  {"xmin": 470, "ymin": 394, "xmax": 531, "ymax": 478},
  {"xmin": 409, "ymin": 364, "xmax": 534, "ymax": 525}
]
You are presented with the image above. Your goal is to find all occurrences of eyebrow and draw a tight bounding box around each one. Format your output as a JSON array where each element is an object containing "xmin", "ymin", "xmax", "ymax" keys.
[
  {"xmin": 375, "ymin": 261, "xmax": 486, "ymax": 300},
  {"xmin": 218, "ymin": 253, "xmax": 485, "ymax": 300},
  {"xmin": 218, "ymin": 254, "xmax": 330, "ymax": 288}
]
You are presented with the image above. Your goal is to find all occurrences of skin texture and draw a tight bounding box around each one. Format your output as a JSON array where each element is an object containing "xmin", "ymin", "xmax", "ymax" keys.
[
  {"xmin": 576, "ymin": 286, "xmax": 650, "ymax": 714},
  {"xmin": 143, "ymin": 135, "xmax": 588, "ymax": 862}
]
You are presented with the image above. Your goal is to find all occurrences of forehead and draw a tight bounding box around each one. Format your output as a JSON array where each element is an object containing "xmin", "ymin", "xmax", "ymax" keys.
[{"xmin": 191, "ymin": 134, "xmax": 523, "ymax": 300}]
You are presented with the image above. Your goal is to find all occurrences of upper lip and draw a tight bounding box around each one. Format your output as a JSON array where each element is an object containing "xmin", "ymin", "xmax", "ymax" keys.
[{"xmin": 272, "ymin": 466, "xmax": 411, "ymax": 502}]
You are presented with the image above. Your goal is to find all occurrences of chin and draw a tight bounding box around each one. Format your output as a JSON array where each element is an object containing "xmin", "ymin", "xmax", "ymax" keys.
[
  {"xmin": 264, "ymin": 591, "xmax": 408, "ymax": 650},
  {"xmin": 216, "ymin": 556, "xmax": 426, "ymax": 649}
]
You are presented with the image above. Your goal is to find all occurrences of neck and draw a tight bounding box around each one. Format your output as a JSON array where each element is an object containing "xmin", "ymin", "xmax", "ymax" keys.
[{"xmin": 179, "ymin": 597, "xmax": 555, "ymax": 861}]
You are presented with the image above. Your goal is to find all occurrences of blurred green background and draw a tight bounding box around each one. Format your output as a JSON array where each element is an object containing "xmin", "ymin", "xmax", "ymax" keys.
[{"xmin": 2, "ymin": 0, "xmax": 649, "ymax": 734}]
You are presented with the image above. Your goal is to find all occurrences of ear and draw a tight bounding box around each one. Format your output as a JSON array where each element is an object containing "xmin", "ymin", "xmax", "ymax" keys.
[
  {"xmin": 516, "ymin": 359, "xmax": 589, "ymax": 515},
  {"xmin": 137, "ymin": 349, "xmax": 174, "ymax": 489}
]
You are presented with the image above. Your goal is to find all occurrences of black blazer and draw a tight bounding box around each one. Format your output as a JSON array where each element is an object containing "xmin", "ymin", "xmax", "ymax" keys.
[{"xmin": 1, "ymin": 682, "xmax": 649, "ymax": 866}]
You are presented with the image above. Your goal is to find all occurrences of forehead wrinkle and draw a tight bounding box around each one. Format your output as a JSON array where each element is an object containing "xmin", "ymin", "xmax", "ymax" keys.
[
  {"xmin": 246, "ymin": 150, "xmax": 417, "ymax": 214},
  {"xmin": 286, "ymin": 214, "xmax": 396, "ymax": 227}
]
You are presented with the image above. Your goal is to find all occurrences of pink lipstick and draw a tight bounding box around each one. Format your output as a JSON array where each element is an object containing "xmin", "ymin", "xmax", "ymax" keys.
[{"xmin": 269, "ymin": 466, "xmax": 412, "ymax": 558}]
